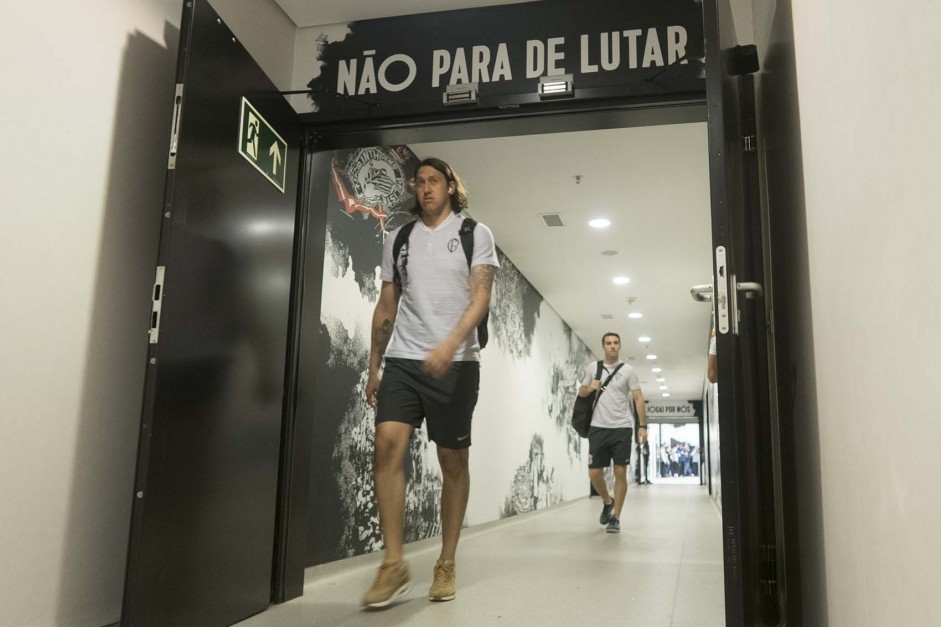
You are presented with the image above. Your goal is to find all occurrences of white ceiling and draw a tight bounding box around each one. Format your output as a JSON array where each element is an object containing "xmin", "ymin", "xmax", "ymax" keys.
[
  {"xmin": 273, "ymin": 0, "xmax": 716, "ymax": 402},
  {"xmin": 274, "ymin": 0, "xmax": 538, "ymax": 27}
]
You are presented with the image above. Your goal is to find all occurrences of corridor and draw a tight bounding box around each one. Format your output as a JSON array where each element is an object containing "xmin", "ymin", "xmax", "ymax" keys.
[{"xmin": 238, "ymin": 484, "xmax": 724, "ymax": 627}]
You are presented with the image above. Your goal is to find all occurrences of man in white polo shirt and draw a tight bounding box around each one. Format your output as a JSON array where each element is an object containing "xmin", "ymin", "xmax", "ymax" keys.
[
  {"xmin": 578, "ymin": 332, "xmax": 648, "ymax": 533},
  {"xmin": 361, "ymin": 157, "xmax": 499, "ymax": 609}
]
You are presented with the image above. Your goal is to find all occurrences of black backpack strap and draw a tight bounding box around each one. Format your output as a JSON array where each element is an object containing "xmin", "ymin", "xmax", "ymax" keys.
[
  {"xmin": 591, "ymin": 362, "xmax": 625, "ymax": 419},
  {"xmin": 458, "ymin": 217, "xmax": 491, "ymax": 349},
  {"xmin": 602, "ymin": 363, "xmax": 625, "ymax": 388},
  {"xmin": 458, "ymin": 217, "xmax": 477, "ymax": 267},
  {"xmin": 597, "ymin": 363, "xmax": 624, "ymax": 398},
  {"xmin": 391, "ymin": 220, "xmax": 417, "ymax": 286}
]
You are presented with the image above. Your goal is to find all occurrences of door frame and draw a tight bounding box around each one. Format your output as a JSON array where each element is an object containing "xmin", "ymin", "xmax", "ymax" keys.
[
  {"xmin": 257, "ymin": 4, "xmax": 780, "ymax": 627},
  {"xmin": 278, "ymin": 96, "xmax": 708, "ymax": 596}
]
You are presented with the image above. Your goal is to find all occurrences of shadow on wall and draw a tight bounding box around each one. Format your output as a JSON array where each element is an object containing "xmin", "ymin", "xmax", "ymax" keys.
[{"xmin": 56, "ymin": 23, "xmax": 179, "ymax": 626}]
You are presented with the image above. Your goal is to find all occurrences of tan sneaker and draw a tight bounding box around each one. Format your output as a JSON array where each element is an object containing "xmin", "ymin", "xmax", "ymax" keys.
[
  {"xmin": 428, "ymin": 559, "xmax": 456, "ymax": 601},
  {"xmin": 362, "ymin": 561, "xmax": 411, "ymax": 609}
]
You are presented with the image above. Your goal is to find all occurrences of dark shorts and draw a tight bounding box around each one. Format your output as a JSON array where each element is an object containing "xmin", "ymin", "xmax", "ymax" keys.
[
  {"xmin": 587, "ymin": 427, "xmax": 633, "ymax": 468},
  {"xmin": 376, "ymin": 357, "xmax": 480, "ymax": 449}
]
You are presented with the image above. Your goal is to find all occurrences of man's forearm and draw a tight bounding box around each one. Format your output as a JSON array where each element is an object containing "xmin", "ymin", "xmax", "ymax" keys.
[
  {"xmin": 369, "ymin": 306, "xmax": 396, "ymax": 372},
  {"xmin": 446, "ymin": 296, "xmax": 489, "ymax": 348},
  {"xmin": 444, "ymin": 265, "xmax": 493, "ymax": 348}
]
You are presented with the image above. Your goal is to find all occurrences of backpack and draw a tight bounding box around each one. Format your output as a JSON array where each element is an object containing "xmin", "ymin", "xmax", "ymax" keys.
[
  {"xmin": 571, "ymin": 361, "xmax": 624, "ymax": 437},
  {"xmin": 391, "ymin": 216, "xmax": 490, "ymax": 348}
]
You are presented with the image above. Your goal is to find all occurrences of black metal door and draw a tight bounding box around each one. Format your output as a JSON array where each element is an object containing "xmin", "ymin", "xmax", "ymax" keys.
[
  {"xmin": 703, "ymin": 1, "xmax": 785, "ymax": 626},
  {"xmin": 121, "ymin": 1, "xmax": 302, "ymax": 625}
]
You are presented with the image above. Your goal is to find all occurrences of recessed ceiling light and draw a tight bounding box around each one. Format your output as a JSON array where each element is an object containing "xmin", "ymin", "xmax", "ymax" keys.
[
  {"xmin": 612, "ymin": 276, "xmax": 631, "ymax": 285},
  {"xmin": 652, "ymin": 367, "xmax": 662, "ymax": 373},
  {"xmin": 656, "ymin": 377, "xmax": 666, "ymax": 382},
  {"xmin": 662, "ymin": 393, "xmax": 671, "ymax": 398},
  {"xmin": 659, "ymin": 385, "xmax": 668, "ymax": 390},
  {"xmin": 638, "ymin": 336, "xmax": 651, "ymax": 343},
  {"xmin": 646, "ymin": 354, "xmax": 657, "ymax": 360},
  {"xmin": 589, "ymin": 218, "xmax": 611, "ymax": 228},
  {"xmin": 628, "ymin": 312, "xmax": 643, "ymax": 319}
]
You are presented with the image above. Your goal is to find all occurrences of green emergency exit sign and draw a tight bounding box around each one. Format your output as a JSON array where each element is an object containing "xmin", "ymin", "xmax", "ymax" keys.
[{"xmin": 238, "ymin": 97, "xmax": 288, "ymax": 193}]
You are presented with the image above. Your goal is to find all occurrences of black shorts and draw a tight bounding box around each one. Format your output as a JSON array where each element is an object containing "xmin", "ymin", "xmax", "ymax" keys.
[
  {"xmin": 376, "ymin": 358, "xmax": 480, "ymax": 449},
  {"xmin": 587, "ymin": 427, "xmax": 633, "ymax": 468}
]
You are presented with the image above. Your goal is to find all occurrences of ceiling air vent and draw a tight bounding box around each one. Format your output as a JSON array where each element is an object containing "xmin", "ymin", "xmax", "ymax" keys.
[
  {"xmin": 540, "ymin": 213, "xmax": 564, "ymax": 227},
  {"xmin": 600, "ymin": 314, "xmax": 614, "ymax": 320}
]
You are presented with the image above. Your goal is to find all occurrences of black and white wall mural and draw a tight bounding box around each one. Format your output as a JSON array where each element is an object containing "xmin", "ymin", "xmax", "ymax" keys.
[{"xmin": 306, "ymin": 145, "xmax": 594, "ymax": 567}]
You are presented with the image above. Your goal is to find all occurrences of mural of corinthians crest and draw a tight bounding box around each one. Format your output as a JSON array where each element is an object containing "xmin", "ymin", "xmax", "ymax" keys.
[{"xmin": 306, "ymin": 145, "xmax": 594, "ymax": 567}]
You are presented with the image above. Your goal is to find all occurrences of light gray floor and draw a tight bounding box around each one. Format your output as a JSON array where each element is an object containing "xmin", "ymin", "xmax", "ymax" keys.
[{"xmin": 238, "ymin": 484, "xmax": 725, "ymax": 627}]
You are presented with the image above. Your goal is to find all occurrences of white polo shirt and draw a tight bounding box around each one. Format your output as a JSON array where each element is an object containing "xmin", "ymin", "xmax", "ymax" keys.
[
  {"xmin": 380, "ymin": 212, "xmax": 500, "ymax": 362},
  {"xmin": 581, "ymin": 360, "xmax": 641, "ymax": 428}
]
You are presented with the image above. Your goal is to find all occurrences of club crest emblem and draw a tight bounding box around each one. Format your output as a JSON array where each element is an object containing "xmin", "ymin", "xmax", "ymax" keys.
[{"xmin": 345, "ymin": 147, "xmax": 408, "ymax": 210}]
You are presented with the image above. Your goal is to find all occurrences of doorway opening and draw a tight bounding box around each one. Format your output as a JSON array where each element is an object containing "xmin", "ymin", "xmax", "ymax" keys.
[{"xmin": 295, "ymin": 110, "xmax": 716, "ymax": 569}]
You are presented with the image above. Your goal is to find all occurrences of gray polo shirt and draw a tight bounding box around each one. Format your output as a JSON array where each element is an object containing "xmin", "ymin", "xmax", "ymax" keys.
[
  {"xmin": 581, "ymin": 360, "xmax": 640, "ymax": 428},
  {"xmin": 380, "ymin": 212, "xmax": 500, "ymax": 362}
]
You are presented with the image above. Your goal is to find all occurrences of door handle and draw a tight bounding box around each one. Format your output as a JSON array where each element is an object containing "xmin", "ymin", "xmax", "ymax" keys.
[
  {"xmin": 736, "ymin": 281, "xmax": 764, "ymax": 299},
  {"xmin": 690, "ymin": 284, "xmax": 713, "ymax": 302}
]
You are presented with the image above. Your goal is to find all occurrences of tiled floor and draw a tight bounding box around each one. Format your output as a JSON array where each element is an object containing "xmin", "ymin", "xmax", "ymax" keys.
[{"xmin": 237, "ymin": 484, "xmax": 725, "ymax": 626}]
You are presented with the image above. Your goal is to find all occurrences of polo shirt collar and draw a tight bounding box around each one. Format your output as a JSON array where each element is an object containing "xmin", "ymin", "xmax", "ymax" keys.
[{"xmin": 417, "ymin": 210, "xmax": 457, "ymax": 233}]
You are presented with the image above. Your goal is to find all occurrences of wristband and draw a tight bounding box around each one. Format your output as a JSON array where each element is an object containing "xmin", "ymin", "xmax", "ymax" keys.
[{"xmin": 638, "ymin": 425, "xmax": 647, "ymax": 429}]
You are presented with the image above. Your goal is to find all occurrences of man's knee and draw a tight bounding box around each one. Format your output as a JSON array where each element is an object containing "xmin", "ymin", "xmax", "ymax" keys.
[
  {"xmin": 613, "ymin": 464, "xmax": 628, "ymax": 478},
  {"xmin": 437, "ymin": 447, "xmax": 469, "ymax": 478},
  {"xmin": 374, "ymin": 423, "xmax": 411, "ymax": 469}
]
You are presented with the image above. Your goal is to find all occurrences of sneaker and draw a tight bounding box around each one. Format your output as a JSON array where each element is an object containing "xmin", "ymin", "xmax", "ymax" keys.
[
  {"xmin": 599, "ymin": 500, "xmax": 615, "ymax": 525},
  {"xmin": 362, "ymin": 561, "xmax": 411, "ymax": 609},
  {"xmin": 429, "ymin": 559, "xmax": 456, "ymax": 602},
  {"xmin": 606, "ymin": 516, "xmax": 621, "ymax": 533}
]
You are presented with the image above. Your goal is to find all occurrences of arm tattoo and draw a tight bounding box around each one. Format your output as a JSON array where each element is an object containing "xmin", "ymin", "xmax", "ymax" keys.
[
  {"xmin": 374, "ymin": 318, "xmax": 394, "ymax": 358},
  {"xmin": 470, "ymin": 264, "xmax": 494, "ymax": 294},
  {"xmin": 450, "ymin": 265, "xmax": 495, "ymax": 343}
]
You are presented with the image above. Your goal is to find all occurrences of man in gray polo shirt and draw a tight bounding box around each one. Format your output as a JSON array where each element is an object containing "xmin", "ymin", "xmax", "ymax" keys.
[
  {"xmin": 578, "ymin": 332, "xmax": 648, "ymax": 533},
  {"xmin": 361, "ymin": 157, "xmax": 499, "ymax": 609}
]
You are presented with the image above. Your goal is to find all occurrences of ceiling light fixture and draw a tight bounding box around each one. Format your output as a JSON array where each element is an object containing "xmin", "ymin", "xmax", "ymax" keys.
[
  {"xmin": 652, "ymin": 367, "xmax": 662, "ymax": 373},
  {"xmin": 646, "ymin": 354, "xmax": 657, "ymax": 360},
  {"xmin": 442, "ymin": 82, "xmax": 479, "ymax": 106},
  {"xmin": 656, "ymin": 377, "xmax": 666, "ymax": 382},
  {"xmin": 628, "ymin": 312, "xmax": 643, "ymax": 319},
  {"xmin": 588, "ymin": 218, "xmax": 611, "ymax": 229},
  {"xmin": 612, "ymin": 276, "xmax": 630, "ymax": 285},
  {"xmin": 638, "ymin": 336, "xmax": 651, "ymax": 343},
  {"xmin": 662, "ymin": 393, "xmax": 671, "ymax": 398},
  {"xmin": 659, "ymin": 385, "xmax": 668, "ymax": 390},
  {"xmin": 538, "ymin": 73, "xmax": 574, "ymax": 98}
]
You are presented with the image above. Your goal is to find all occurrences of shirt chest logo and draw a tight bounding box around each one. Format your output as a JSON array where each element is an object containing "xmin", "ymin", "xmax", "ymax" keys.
[{"xmin": 447, "ymin": 238, "xmax": 460, "ymax": 252}]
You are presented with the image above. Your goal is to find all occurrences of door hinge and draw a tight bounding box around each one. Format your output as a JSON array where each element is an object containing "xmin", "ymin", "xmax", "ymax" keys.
[
  {"xmin": 760, "ymin": 544, "xmax": 778, "ymax": 597},
  {"xmin": 743, "ymin": 134, "xmax": 757, "ymax": 153},
  {"xmin": 167, "ymin": 84, "xmax": 184, "ymax": 169},
  {"xmin": 148, "ymin": 266, "xmax": 165, "ymax": 344}
]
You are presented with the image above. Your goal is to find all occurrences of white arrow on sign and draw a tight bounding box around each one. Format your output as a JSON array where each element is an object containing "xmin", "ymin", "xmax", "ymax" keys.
[{"xmin": 269, "ymin": 142, "xmax": 282, "ymax": 176}]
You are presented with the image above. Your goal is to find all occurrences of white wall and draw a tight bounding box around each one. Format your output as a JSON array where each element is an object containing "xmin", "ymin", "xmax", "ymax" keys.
[
  {"xmin": 787, "ymin": 1, "xmax": 941, "ymax": 625},
  {"xmin": 0, "ymin": 1, "xmax": 294, "ymax": 625},
  {"xmin": 214, "ymin": 0, "xmax": 297, "ymax": 90}
]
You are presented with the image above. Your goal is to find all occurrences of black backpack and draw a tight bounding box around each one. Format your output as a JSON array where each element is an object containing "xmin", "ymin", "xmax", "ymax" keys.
[
  {"xmin": 571, "ymin": 361, "xmax": 624, "ymax": 437},
  {"xmin": 391, "ymin": 217, "xmax": 490, "ymax": 348}
]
